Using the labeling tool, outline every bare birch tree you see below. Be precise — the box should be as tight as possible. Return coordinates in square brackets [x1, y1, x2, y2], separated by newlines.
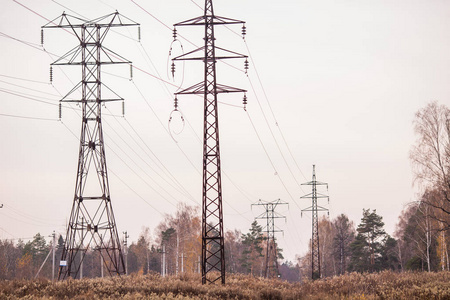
[410, 102, 450, 227]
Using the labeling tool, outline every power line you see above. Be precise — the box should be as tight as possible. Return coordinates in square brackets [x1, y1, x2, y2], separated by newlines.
[58, 117, 166, 217]
[13, 0, 74, 37]
[245, 107, 307, 253]
[106, 144, 178, 208]
[108, 168, 166, 217]
[0, 73, 49, 85]
[245, 108, 296, 202]
[131, 80, 201, 175]
[1, 203, 64, 225]
[130, 0, 173, 32]
[0, 210, 59, 228]
[104, 108, 197, 202]
[244, 40, 307, 182]
[246, 75, 303, 190]
[0, 113, 58, 122]
[102, 118, 194, 207]
[122, 118, 197, 201]
[0, 88, 59, 106]
[0, 31, 42, 50]
[0, 87, 122, 118]
[0, 79, 60, 98]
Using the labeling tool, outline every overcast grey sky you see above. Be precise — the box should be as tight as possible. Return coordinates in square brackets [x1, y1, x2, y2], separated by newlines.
[1, 0, 448, 262]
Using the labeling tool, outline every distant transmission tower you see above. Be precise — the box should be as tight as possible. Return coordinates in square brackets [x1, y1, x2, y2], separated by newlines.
[300, 165, 329, 280]
[42, 12, 139, 280]
[252, 199, 287, 278]
[172, 0, 248, 284]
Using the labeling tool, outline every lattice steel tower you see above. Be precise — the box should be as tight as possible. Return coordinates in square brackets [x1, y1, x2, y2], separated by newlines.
[300, 165, 329, 280]
[172, 0, 247, 284]
[252, 199, 287, 278]
[42, 12, 138, 279]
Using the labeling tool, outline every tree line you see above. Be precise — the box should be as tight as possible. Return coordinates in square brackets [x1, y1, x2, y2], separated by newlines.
[1, 101, 449, 281]
[0, 203, 293, 281]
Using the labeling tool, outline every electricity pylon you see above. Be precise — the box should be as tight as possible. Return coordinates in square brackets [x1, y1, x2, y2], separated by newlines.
[172, 0, 247, 284]
[252, 199, 287, 278]
[300, 165, 329, 280]
[42, 12, 139, 280]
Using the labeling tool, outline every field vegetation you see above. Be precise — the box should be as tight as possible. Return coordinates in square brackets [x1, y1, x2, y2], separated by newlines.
[2, 271, 450, 299]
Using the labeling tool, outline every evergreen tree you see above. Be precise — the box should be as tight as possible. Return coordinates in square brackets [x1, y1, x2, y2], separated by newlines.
[240, 221, 264, 276]
[24, 233, 47, 259]
[348, 233, 369, 272]
[381, 235, 399, 270]
[349, 209, 387, 272]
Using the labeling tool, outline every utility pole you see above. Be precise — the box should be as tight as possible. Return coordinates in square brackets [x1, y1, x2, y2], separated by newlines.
[123, 231, 129, 275]
[172, 0, 248, 285]
[42, 12, 139, 280]
[252, 199, 287, 278]
[300, 165, 329, 280]
[161, 244, 167, 277]
[181, 253, 186, 273]
[176, 233, 179, 275]
[52, 231, 56, 282]
[101, 254, 104, 278]
[146, 246, 150, 275]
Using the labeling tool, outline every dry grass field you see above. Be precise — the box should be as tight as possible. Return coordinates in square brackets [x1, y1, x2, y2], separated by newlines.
[1, 271, 450, 299]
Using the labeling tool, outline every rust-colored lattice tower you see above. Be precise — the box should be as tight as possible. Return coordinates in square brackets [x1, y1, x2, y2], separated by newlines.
[172, 0, 247, 284]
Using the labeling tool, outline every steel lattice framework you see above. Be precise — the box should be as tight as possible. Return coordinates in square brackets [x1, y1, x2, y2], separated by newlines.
[42, 12, 138, 280]
[252, 199, 287, 278]
[301, 165, 329, 280]
[172, 0, 247, 284]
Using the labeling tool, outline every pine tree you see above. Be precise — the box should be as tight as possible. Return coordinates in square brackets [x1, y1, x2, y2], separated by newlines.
[240, 221, 264, 276]
[381, 235, 399, 270]
[349, 209, 387, 272]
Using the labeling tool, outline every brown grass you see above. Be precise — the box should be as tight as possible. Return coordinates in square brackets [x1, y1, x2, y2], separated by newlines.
[1, 271, 450, 299]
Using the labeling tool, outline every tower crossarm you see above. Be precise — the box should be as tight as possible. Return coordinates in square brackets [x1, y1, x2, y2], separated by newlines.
[301, 206, 329, 213]
[174, 15, 245, 27]
[173, 46, 247, 61]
